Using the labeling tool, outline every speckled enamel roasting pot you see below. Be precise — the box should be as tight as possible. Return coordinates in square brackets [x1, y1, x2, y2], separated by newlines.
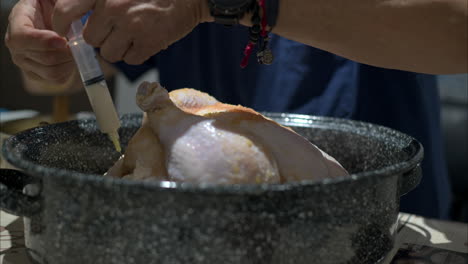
[0, 113, 423, 264]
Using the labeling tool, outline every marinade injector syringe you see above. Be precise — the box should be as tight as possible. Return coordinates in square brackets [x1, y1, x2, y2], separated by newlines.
[67, 19, 122, 152]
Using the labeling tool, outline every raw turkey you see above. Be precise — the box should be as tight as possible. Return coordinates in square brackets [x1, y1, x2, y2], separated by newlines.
[105, 82, 348, 184]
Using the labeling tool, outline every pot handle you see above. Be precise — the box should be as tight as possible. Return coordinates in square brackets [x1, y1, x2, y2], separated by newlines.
[399, 164, 422, 196]
[0, 169, 41, 217]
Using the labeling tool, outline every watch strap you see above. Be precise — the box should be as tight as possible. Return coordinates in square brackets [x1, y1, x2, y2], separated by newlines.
[208, 0, 255, 26]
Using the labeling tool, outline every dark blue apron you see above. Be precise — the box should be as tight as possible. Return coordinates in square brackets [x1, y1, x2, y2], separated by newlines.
[116, 23, 451, 219]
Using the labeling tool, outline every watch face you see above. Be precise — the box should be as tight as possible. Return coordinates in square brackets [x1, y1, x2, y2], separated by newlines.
[212, 0, 252, 9]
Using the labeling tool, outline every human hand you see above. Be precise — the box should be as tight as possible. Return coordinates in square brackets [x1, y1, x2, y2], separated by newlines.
[4, 0, 78, 94]
[52, 0, 213, 65]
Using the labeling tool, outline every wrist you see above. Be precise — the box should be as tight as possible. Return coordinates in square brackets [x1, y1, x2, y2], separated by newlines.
[239, 11, 253, 27]
[199, 0, 215, 23]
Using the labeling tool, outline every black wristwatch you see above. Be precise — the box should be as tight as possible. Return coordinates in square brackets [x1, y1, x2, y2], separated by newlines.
[208, 0, 255, 26]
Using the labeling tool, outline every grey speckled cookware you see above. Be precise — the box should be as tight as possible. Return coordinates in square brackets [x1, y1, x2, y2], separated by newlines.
[0, 113, 423, 264]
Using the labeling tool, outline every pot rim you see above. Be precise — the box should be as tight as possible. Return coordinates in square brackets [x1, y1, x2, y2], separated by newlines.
[2, 113, 423, 194]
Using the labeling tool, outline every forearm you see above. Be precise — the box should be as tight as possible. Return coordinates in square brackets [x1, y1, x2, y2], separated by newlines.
[245, 0, 467, 74]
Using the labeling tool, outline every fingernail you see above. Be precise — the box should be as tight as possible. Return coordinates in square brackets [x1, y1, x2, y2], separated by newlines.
[52, 39, 66, 48]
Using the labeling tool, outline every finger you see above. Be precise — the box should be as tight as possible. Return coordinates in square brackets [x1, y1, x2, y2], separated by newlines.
[23, 70, 43, 83]
[26, 48, 73, 66]
[52, 0, 97, 36]
[99, 28, 133, 63]
[122, 41, 155, 65]
[21, 57, 76, 83]
[10, 53, 29, 70]
[6, 16, 67, 51]
[82, 7, 113, 47]
[23, 70, 78, 95]
[22, 70, 54, 95]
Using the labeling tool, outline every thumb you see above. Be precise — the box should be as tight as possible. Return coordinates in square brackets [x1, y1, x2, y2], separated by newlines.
[52, 0, 96, 36]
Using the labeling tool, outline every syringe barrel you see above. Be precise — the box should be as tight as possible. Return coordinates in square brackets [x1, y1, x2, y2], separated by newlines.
[67, 19, 121, 151]
[67, 20, 103, 84]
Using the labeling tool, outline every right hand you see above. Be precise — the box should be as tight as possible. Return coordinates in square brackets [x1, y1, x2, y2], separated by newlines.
[52, 0, 212, 65]
[4, 0, 78, 94]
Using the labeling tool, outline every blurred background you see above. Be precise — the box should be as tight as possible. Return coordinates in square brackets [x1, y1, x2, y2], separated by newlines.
[1, 0, 467, 222]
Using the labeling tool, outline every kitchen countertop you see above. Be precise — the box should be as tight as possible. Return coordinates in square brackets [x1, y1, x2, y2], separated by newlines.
[1, 210, 466, 264]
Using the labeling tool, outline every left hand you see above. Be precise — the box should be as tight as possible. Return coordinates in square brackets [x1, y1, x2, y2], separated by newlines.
[52, 0, 213, 65]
